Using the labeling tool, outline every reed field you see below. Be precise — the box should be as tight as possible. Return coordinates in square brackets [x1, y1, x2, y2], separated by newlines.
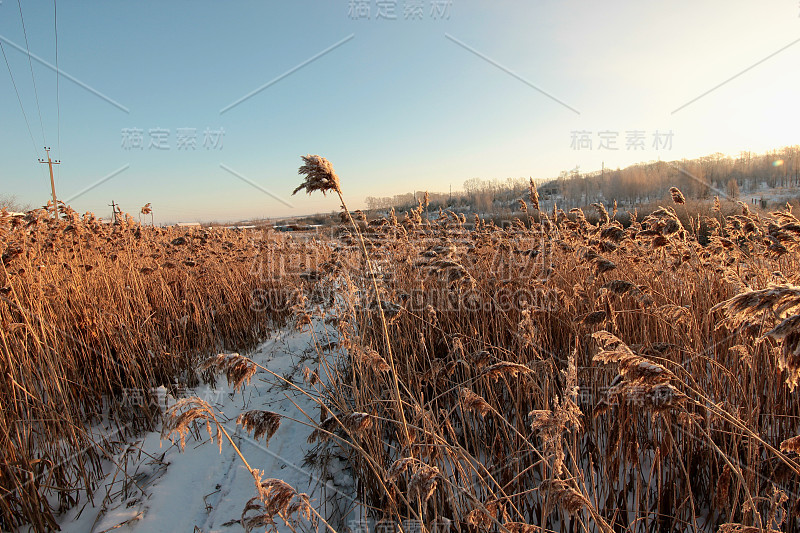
[0, 207, 310, 530]
[3, 158, 800, 532]
[278, 181, 800, 532]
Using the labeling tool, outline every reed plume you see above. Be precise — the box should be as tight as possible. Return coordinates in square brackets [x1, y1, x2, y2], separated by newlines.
[161, 397, 222, 451]
[237, 410, 282, 444]
[670, 187, 686, 205]
[201, 353, 258, 392]
[293, 155, 341, 196]
[529, 178, 540, 211]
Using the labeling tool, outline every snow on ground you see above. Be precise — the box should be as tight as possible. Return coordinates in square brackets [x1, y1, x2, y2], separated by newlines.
[55, 321, 357, 533]
[742, 184, 800, 206]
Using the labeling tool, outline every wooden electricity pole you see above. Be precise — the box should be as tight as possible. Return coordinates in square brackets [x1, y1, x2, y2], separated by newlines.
[38, 147, 61, 219]
[109, 201, 121, 225]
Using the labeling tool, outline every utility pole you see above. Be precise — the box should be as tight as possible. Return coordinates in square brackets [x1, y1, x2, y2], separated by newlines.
[38, 147, 60, 219]
[109, 200, 119, 225]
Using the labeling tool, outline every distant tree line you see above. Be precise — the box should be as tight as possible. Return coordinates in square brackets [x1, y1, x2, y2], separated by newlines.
[0, 194, 31, 213]
[365, 178, 534, 214]
[364, 146, 800, 213]
[556, 147, 799, 206]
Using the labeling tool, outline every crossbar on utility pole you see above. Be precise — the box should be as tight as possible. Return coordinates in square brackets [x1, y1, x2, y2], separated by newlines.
[38, 147, 61, 219]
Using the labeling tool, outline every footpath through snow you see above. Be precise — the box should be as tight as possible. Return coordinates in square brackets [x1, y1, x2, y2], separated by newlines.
[55, 322, 358, 533]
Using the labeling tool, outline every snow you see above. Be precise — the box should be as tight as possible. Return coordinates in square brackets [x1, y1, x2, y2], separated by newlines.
[742, 185, 800, 207]
[54, 322, 357, 533]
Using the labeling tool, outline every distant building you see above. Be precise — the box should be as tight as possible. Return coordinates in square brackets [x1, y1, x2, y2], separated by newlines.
[174, 222, 201, 228]
[272, 224, 323, 232]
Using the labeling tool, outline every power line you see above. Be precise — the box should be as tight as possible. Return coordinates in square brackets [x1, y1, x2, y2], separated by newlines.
[17, 0, 47, 146]
[54, 0, 61, 180]
[0, 40, 40, 159]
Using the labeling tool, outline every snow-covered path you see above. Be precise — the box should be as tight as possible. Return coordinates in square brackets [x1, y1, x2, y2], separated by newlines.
[55, 323, 357, 533]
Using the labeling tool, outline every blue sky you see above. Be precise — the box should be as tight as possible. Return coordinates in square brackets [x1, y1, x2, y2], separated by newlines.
[1, 1, 799, 223]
